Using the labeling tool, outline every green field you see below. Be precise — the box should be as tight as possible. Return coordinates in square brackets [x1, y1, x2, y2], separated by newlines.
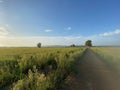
[92, 47, 120, 73]
[1, 47, 120, 90]
[0, 47, 85, 90]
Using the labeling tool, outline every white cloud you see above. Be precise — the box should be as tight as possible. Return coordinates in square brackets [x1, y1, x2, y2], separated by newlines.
[0, 26, 9, 35]
[5, 24, 9, 27]
[44, 29, 53, 32]
[0, 34, 120, 47]
[0, 36, 84, 47]
[99, 29, 120, 36]
[67, 27, 71, 30]
[0, 29, 120, 47]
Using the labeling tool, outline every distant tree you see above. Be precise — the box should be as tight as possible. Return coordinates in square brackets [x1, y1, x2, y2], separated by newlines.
[70, 44, 76, 47]
[85, 40, 92, 47]
[37, 43, 41, 48]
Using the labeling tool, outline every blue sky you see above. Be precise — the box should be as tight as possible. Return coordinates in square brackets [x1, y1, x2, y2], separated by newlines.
[0, 0, 120, 46]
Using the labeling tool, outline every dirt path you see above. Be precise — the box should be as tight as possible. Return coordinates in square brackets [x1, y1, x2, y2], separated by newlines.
[63, 48, 120, 90]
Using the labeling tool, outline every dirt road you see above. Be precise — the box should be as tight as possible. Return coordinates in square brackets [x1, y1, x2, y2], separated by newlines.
[64, 48, 120, 90]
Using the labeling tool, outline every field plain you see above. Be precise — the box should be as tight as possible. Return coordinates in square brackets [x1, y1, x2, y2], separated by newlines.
[0, 47, 85, 90]
[1, 47, 120, 90]
[92, 47, 120, 73]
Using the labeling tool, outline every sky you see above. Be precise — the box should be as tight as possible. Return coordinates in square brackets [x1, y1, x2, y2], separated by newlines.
[0, 0, 120, 47]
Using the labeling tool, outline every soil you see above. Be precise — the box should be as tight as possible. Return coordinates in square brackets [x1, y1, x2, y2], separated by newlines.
[62, 48, 120, 90]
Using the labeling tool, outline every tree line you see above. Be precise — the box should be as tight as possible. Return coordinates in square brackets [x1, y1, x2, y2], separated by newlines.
[37, 40, 92, 48]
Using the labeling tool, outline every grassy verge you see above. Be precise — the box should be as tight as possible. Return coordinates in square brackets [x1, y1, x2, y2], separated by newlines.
[92, 47, 120, 74]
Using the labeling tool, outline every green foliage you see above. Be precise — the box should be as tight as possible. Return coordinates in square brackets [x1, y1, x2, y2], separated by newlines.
[12, 68, 51, 90]
[0, 47, 85, 90]
[92, 47, 120, 74]
[85, 40, 92, 47]
[37, 43, 41, 48]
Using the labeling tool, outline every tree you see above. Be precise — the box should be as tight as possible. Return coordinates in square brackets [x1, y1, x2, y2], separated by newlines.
[70, 44, 76, 47]
[37, 43, 41, 48]
[85, 40, 92, 47]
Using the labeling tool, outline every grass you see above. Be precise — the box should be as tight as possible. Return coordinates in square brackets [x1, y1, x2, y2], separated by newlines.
[92, 47, 120, 73]
[0, 47, 85, 90]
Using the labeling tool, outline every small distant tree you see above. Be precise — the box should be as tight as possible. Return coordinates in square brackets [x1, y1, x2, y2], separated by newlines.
[85, 40, 92, 47]
[70, 44, 76, 47]
[37, 43, 41, 48]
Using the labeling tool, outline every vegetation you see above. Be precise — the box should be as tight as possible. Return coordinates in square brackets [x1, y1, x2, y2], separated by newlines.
[37, 43, 41, 48]
[70, 44, 76, 47]
[85, 40, 92, 47]
[92, 47, 120, 74]
[0, 47, 85, 90]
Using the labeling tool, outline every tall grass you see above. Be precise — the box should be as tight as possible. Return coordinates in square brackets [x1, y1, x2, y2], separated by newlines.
[92, 47, 120, 73]
[0, 47, 85, 90]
